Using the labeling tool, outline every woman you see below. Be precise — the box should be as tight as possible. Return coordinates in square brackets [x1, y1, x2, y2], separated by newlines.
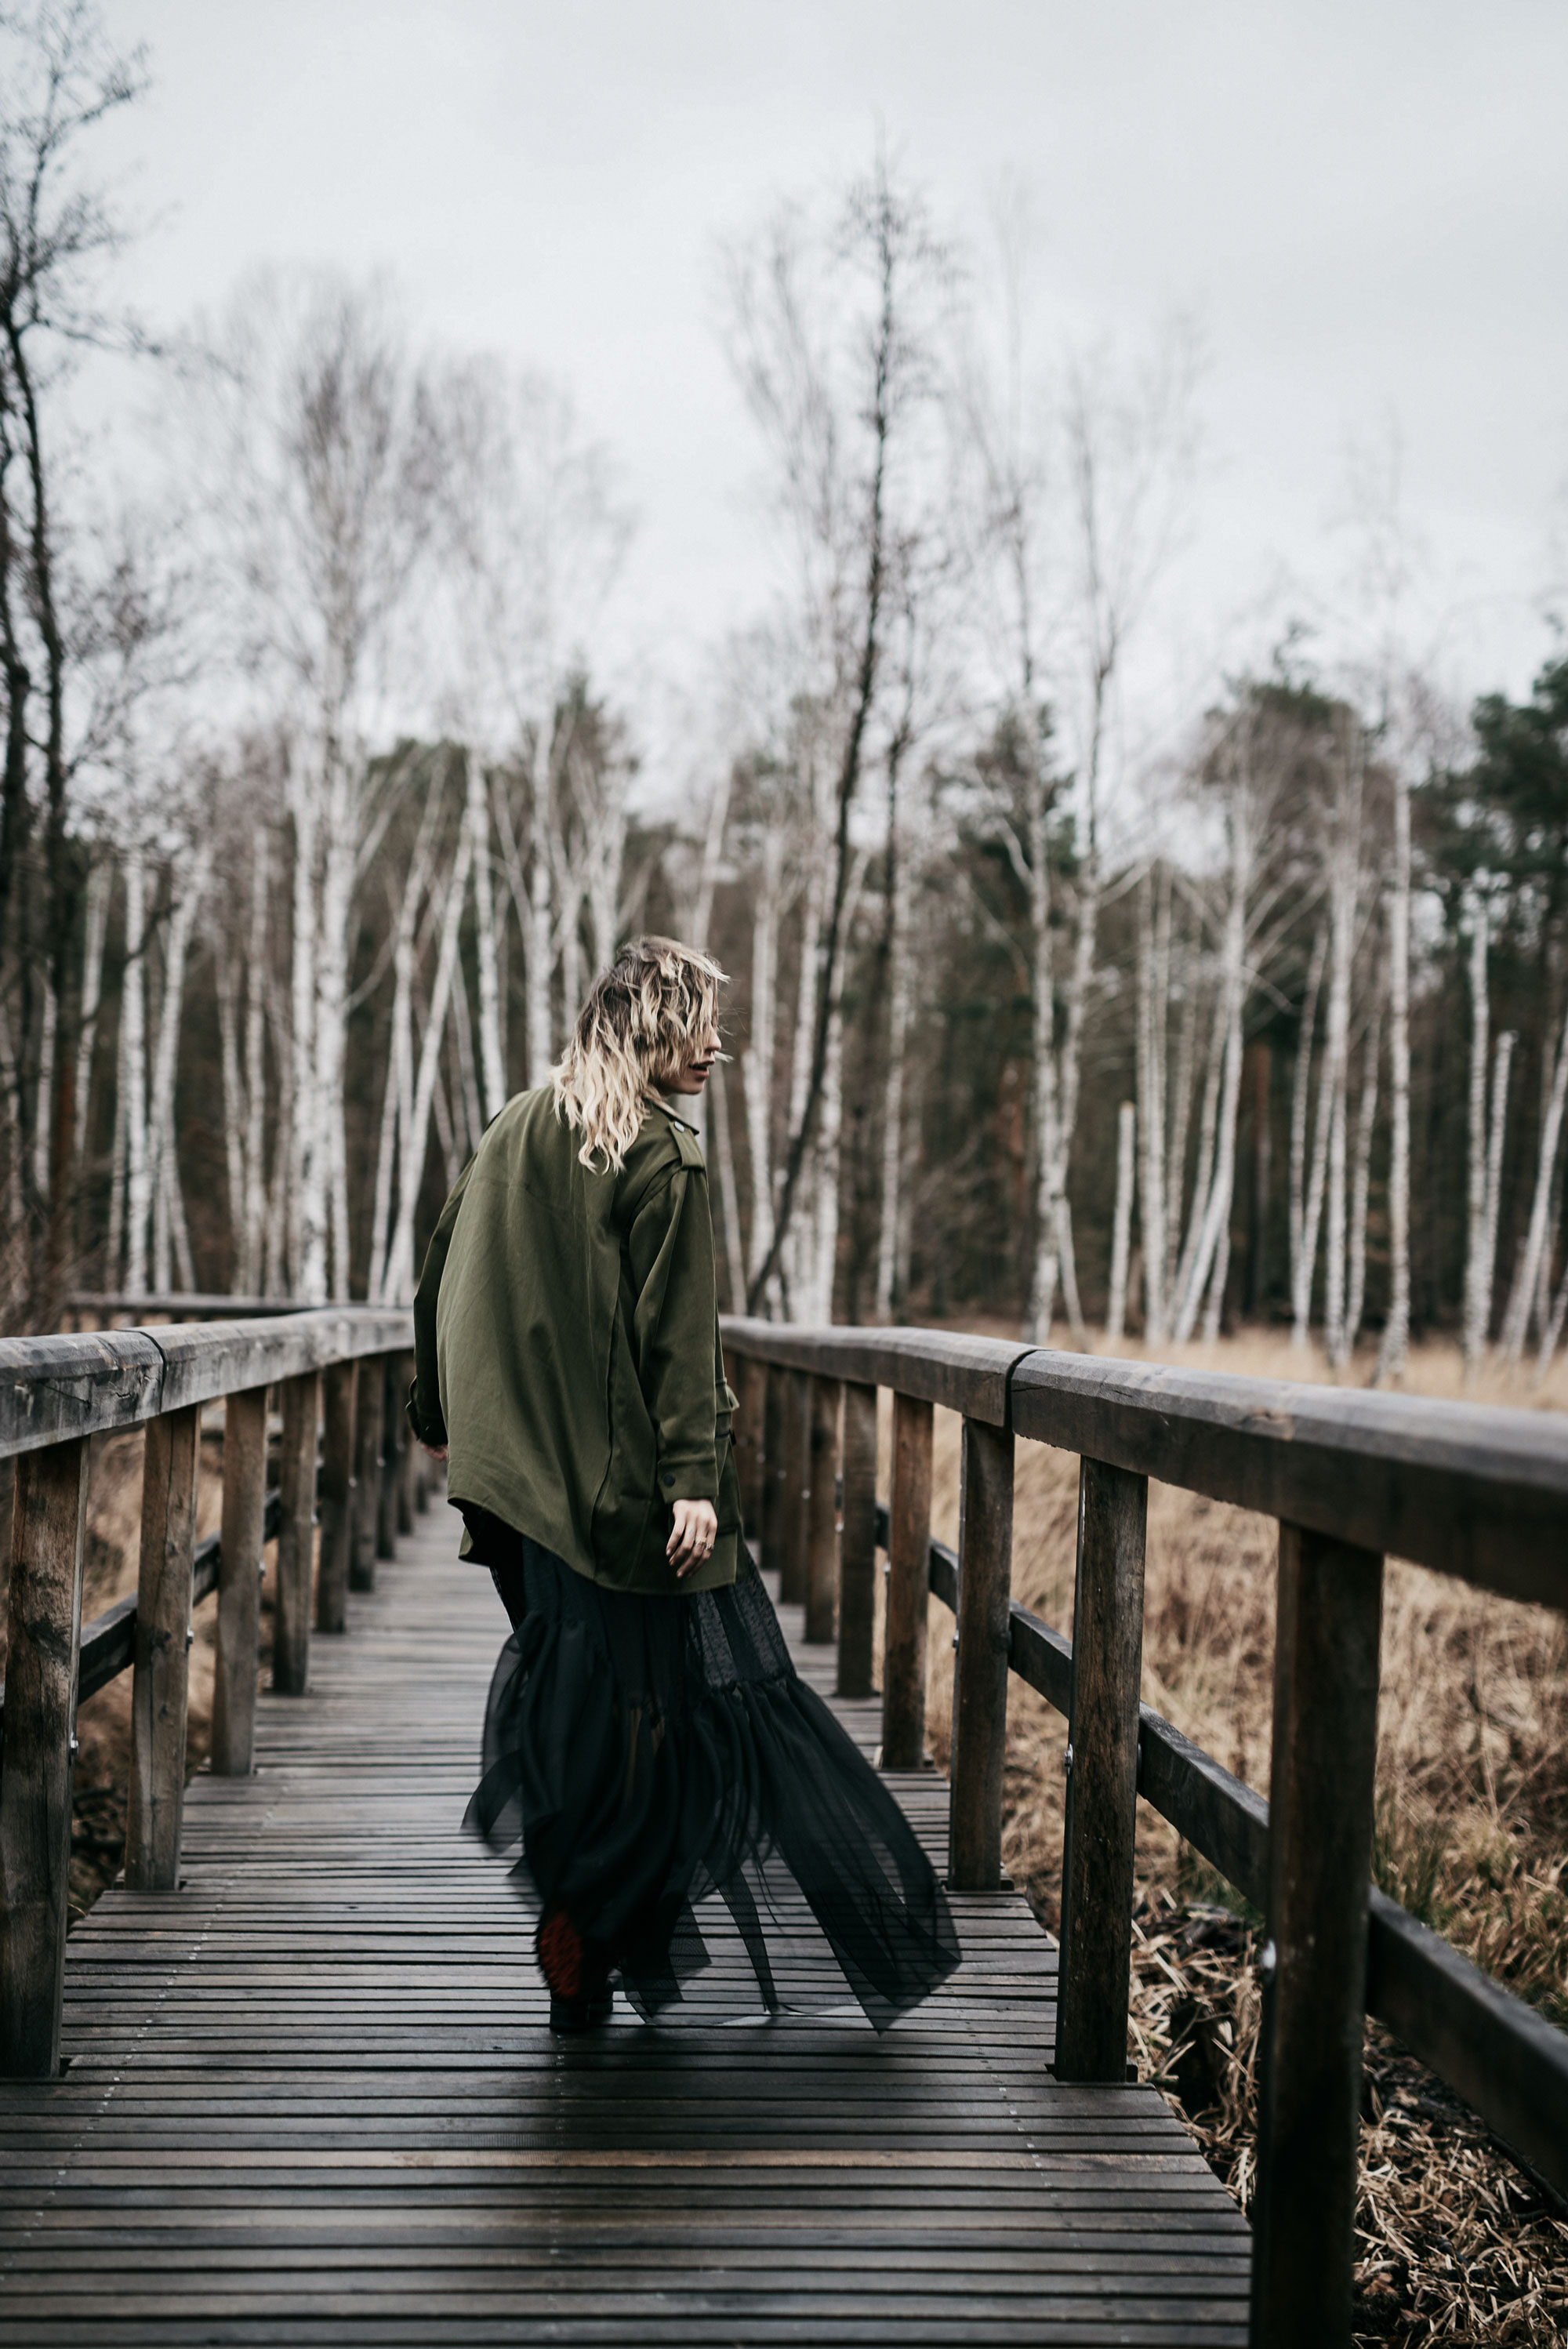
[408, 936, 957, 2033]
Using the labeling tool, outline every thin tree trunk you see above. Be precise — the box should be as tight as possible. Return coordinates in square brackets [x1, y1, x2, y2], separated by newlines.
[1024, 761, 1061, 1341]
[1134, 868, 1169, 1342]
[1105, 1100, 1136, 1341]
[1461, 897, 1494, 1371]
[1498, 994, 1568, 1363]
[1172, 972, 1227, 1320]
[1163, 924, 1200, 1315]
[241, 831, 270, 1292]
[1343, 998, 1383, 1367]
[384, 826, 474, 1302]
[122, 848, 151, 1295]
[527, 808, 554, 1087]
[710, 1058, 746, 1314]
[32, 980, 55, 1200]
[1174, 885, 1247, 1345]
[216, 939, 246, 1277]
[288, 774, 321, 1298]
[1374, 775, 1411, 1385]
[1287, 924, 1328, 1340]
[742, 830, 784, 1289]
[104, 992, 127, 1286]
[874, 846, 915, 1323]
[466, 754, 507, 1121]
[149, 848, 210, 1295]
[71, 862, 110, 1174]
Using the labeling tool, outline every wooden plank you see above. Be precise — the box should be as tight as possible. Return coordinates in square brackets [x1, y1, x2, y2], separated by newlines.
[212, 1387, 268, 1774]
[125, 1409, 201, 1891]
[948, 1420, 1014, 1892]
[0, 1311, 412, 1462]
[720, 1318, 1032, 1426]
[805, 1377, 840, 1645]
[0, 1437, 89, 2075]
[1009, 1348, 1568, 1607]
[316, 1361, 358, 1637]
[272, 1374, 319, 1697]
[760, 1363, 786, 1586]
[881, 1395, 933, 1772]
[735, 1353, 765, 1538]
[1056, 1459, 1147, 2084]
[351, 1356, 384, 1595]
[397, 1354, 417, 1536]
[837, 1381, 877, 1701]
[376, 1357, 401, 1563]
[1249, 1523, 1381, 2349]
[781, 1369, 810, 1608]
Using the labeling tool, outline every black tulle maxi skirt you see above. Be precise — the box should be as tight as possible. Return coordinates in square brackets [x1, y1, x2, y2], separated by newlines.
[461, 1527, 960, 2031]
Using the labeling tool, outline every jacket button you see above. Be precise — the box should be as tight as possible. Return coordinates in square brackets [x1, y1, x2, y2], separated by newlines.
[661, 1472, 675, 1489]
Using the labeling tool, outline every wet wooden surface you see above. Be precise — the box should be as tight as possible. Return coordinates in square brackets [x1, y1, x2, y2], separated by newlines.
[0, 1501, 1249, 2344]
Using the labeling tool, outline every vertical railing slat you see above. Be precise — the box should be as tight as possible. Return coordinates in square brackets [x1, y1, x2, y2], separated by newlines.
[350, 1357, 383, 1593]
[1250, 1522, 1384, 2349]
[0, 1436, 90, 2075]
[272, 1371, 319, 1696]
[781, 1367, 811, 1608]
[316, 1360, 358, 1636]
[837, 1381, 879, 1700]
[212, 1385, 268, 1774]
[881, 1392, 933, 1771]
[125, 1407, 201, 1890]
[760, 1363, 786, 1586]
[948, 1416, 1014, 1890]
[376, 1356, 401, 1561]
[805, 1374, 841, 1644]
[1055, 1454, 1148, 2080]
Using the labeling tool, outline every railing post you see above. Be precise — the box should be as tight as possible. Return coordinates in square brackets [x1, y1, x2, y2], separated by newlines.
[125, 1406, 201, 1890]
[316, 1360, 358, 1636]
[881, 1392, 933, 1771]
[949, 1416, 1014, 1890]
[760, 1363, 786, 1585]
[837, 1380, 878, 1700]
[1055, 1455, 1148, 2081]
[351, 1355, 383, 1592]
[735, 1354, 764, 1540]
[1250, 1523, 1384, 2349]
[272, 1371, 319, 1696]
[376, 1356, 401, 1560]
[397, 1351, 417, 1534]
[781, 1367, 811, 1607]
[212, 1385, 267, 1774]
[0, 1436, 90, 2076]
[805, 1374, 841, 1643]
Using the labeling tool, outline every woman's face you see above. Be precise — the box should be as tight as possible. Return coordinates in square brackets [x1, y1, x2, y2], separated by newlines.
[659, 1018, 720, 1098]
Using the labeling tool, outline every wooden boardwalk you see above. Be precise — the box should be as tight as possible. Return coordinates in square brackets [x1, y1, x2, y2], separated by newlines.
[0, 1503, 1249, 2345]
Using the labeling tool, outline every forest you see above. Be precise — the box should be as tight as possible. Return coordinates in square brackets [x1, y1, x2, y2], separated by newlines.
[2, 4, 1566, 1383]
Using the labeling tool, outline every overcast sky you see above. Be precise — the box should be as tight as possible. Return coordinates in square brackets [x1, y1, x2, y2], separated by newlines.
[95, 1, 1568, 779]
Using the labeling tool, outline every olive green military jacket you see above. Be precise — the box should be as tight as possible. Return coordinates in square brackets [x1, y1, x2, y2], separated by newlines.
[408, 1087, 742, 1596]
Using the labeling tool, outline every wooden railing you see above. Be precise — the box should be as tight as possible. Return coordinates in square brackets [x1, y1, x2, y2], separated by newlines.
[719, 1316, 1568, 2349]
[0, 1307, 416, 2082]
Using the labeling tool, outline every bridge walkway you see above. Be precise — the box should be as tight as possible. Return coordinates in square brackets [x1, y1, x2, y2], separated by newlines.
[0, 1500, 1249, 2344]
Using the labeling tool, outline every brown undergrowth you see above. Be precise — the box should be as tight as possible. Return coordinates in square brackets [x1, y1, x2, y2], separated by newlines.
[897, 1332, 1568, 2349]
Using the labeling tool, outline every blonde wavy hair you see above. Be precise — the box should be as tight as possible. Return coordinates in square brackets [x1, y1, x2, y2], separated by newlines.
[551, 936, 727, 1173]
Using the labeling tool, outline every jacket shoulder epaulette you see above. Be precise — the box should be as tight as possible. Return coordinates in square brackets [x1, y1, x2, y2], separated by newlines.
[670, 1120, 706, 1171]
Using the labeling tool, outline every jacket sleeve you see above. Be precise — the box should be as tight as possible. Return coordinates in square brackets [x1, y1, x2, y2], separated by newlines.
[407, 1155, 475, 1448]
[626, 1162, 720, 1504]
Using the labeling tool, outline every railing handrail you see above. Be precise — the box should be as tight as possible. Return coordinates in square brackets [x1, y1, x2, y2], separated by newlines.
[720, 1316, 1568, 1605]
[0, 1306, 413, 1460]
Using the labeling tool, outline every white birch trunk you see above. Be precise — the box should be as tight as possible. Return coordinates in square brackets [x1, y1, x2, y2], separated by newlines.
[1287, 924, 1328, 1342]
[1105, 1100, 1136, 1342]
[874, 846, 915, 1324]
[1374, 775, 1411, 1385]
[1134, 870, 1169, 1341]
[1461, 898, 1493, 1370]
[104, 994, 127, 1284]
[216, 943, 246, 1273]
[527, 823, 554, 1086]
[466, 755, 507, 1120]
[241, 833, 270, 1294]
[383, 826, 474, 1303]
[149, 848, 211, 1294]
[1343, 1000, 1383, 1369]
[122, 848, 152, 1294]
[742, 830, 785, 1287]
[72, 862, 111, 1173]
[32, 982, 56, 1201]
[1174, 888, 1247, 1345]
[710, 1059, 746, 1314]
[1172, 978, 1227, 1320]
[1498, 996, 1568, 1364]
[1024, 772, 1061, 1342]
[289, 773, 322, 1298]
[1163, 935, 1200, 1316]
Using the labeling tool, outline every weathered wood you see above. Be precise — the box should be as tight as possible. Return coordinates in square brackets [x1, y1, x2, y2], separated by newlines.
[837, 1381, 878, 1701]
[720, 1316, 1032, 1427]
[881, 1393, 933, 1771]
[0, 1436, 89, 2075]
[804, 1375, 841, 1645]
[1250, 1522, 1383, 2349]
[350, 1356, 384, 1594]
[780, 1369, 811, 1607]
[125, 1407, 201, 1891]
[375, 1356, 401, 1561]
[1010, 1349, 1567, 1608]
[272, 1373, 319, 1696]
[759, 1363, 786, 1586]
[1056, 1458, 1149, 2083]
[316, 1360, 358, 1636]
[67, 1292, 306, 1320]
[734, 1352, 765, 1538]
[0, 1309, 412, 1462]
[396, 1352, 417, 1534]
[210, 1386, 267, 1775]
[949, 1418, 1014, 1891]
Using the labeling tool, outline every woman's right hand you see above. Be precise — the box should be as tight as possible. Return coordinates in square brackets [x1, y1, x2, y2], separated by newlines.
[419, 1440, 448, 1462]
[667, 1498, 718, 1577]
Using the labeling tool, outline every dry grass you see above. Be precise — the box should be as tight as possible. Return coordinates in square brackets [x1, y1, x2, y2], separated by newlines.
[882, 1331, 1568, 2347]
